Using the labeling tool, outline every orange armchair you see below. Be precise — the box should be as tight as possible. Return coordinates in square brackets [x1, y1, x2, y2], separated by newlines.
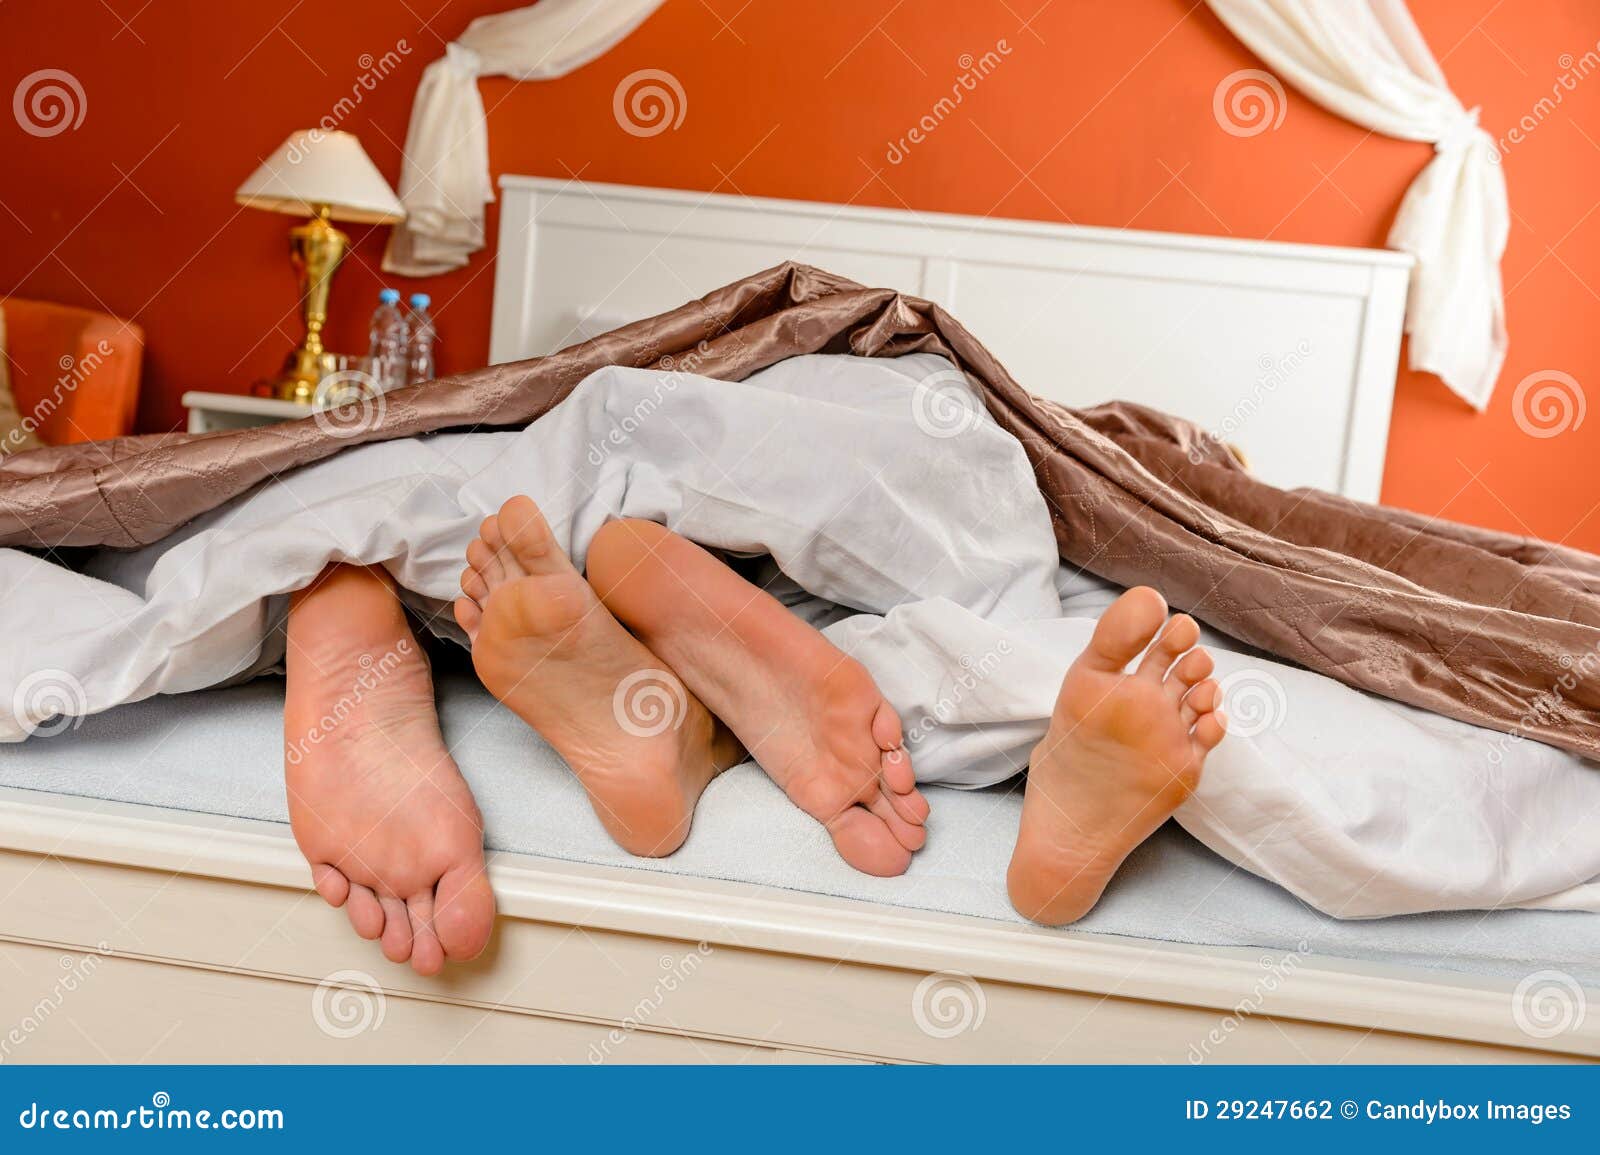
[0, 298, 144, 444]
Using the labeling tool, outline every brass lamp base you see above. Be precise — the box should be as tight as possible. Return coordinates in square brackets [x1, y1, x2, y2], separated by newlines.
[270, 206, 349, 404]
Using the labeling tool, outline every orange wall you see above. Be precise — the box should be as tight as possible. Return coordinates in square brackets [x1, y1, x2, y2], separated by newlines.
[3, 0, 1597, 548]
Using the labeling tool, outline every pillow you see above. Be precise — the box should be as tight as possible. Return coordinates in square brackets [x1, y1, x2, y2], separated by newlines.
[0, 306, 44, 456]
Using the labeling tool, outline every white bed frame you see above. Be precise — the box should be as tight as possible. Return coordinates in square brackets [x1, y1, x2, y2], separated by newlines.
[3, 178, 1595, 1064]
[490, 178, 1414, 501]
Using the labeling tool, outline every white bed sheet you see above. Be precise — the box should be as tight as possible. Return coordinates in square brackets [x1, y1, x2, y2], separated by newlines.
[1, 668, 1595, 987]
[2, 353, 1597, 919]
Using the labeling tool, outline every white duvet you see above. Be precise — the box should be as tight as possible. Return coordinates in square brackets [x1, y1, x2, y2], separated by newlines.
[4, 352, 1597, 918]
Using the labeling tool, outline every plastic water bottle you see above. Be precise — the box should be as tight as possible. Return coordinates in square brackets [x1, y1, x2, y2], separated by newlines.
[406, 293, 436, 386]
[367, 288, 409, 392]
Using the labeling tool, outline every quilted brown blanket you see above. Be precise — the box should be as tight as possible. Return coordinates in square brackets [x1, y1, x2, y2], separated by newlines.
[6, 263, 1597, 759]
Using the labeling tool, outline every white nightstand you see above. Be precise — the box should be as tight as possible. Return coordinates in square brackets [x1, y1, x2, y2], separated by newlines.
[181, 391, 320, 434]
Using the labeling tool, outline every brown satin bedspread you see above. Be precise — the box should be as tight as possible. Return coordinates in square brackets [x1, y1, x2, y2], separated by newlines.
[5, 263, 1596, 759]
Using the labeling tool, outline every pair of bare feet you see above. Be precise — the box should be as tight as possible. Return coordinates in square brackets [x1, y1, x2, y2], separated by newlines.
[283, 496, 1226, 974]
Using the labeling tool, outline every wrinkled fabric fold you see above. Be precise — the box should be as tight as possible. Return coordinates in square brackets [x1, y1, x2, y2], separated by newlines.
[0, 262, 1594, 760]
[383, 0, 667, 275]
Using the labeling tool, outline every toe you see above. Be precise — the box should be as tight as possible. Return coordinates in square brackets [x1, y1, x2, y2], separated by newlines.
[454, 597, 483, 641]
[406, 892, 445, 977]
[868, 789, 927, 853]
[434, 863, 496, 961]
[824, 807, 913, 877]
[479, 515, 505, 552]
[888, 781, 931, 825]
[1136, 613, 1200, 681]
[379, 895, 414, 963]
[1193, 711, 1228, 751]
[345, 884, 385, 940]
[460, 565, 488, 604]
[879, 741, 917, 795]
[1165, 646, 1214, 702]
[466, 538, 503, 585]
[311, 863, 350, 907]
[881, 749, 929, 826]
[1185, 678, 1221, 715]
[869, 700, 903, 752]
[1082, 586, 1168, 672]
[497, 496, 564, 576]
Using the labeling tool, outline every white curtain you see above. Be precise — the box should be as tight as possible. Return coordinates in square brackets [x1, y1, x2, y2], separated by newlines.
[1207, 0, 1509, 409]
[384, 0, 666, 276]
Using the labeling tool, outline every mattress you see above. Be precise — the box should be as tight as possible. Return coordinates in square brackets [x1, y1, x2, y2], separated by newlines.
[2, 657, 1596, 987]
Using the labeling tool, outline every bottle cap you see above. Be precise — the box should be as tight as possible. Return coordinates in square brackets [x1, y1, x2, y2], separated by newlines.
[409, 293, 431, 310]
[378, 288, 400, 304]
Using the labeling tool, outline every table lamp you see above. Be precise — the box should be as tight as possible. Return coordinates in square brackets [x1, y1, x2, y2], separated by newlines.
[235, 130, 406, 402]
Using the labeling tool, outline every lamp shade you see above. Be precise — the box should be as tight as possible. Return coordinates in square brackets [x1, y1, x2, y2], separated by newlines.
[235, 130, 405, 224]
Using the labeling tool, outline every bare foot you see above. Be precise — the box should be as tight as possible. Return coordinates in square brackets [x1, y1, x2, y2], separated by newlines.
[455, 497, 742, 858]
[585, 519, 929, 878]
[1007, 587, 1227, 925]
[285, 564, 496, 977]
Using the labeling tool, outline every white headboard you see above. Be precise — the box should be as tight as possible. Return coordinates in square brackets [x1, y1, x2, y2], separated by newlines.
[489, 177, 1412, 501]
